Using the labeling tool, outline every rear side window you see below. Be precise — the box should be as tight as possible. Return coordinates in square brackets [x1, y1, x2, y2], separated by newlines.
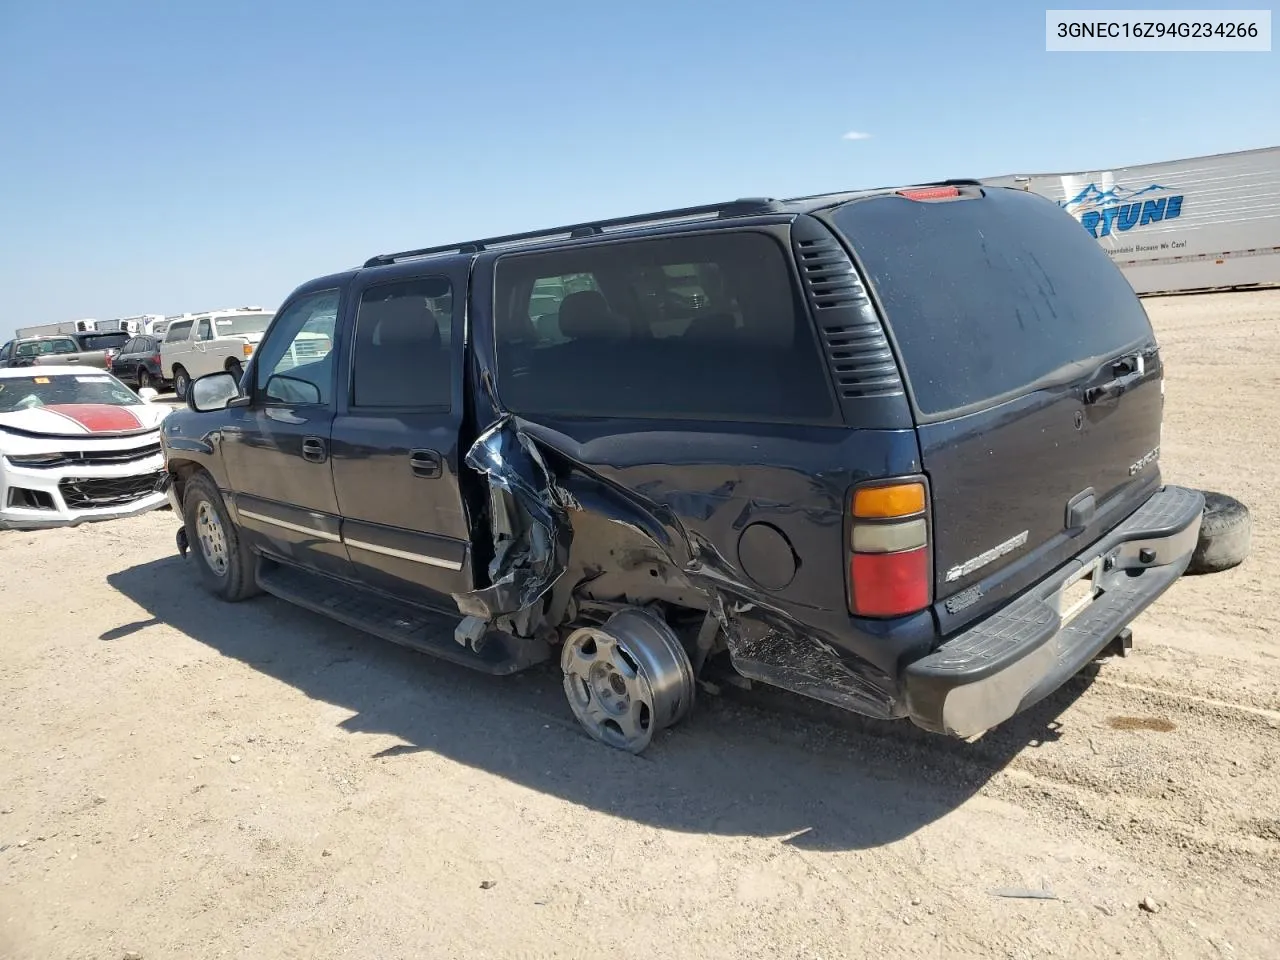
[831, 188, 1155, 417]
[493, 232, 834, 423]
[165, 321, 192, 343]
[351, 277, 453, 409]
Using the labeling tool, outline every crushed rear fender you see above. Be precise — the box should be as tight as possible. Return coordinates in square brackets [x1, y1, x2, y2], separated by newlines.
[454, 416, 901, 720]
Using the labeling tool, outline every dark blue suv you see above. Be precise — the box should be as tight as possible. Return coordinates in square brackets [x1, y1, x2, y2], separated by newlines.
[158, 181, 1226, 753]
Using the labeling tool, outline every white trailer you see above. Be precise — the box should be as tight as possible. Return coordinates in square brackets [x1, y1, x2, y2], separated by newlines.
[15, 319, 98, 338]
[983, 146, 1280, 296]
[101, 315, 167, 335]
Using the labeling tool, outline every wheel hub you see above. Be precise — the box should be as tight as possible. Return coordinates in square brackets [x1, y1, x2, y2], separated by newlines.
[195, 500, 229, 577]
[561, 607, 695, 753]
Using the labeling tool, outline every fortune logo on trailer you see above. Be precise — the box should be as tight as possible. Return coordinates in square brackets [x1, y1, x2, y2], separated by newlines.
[1060, 182, 1185, 239]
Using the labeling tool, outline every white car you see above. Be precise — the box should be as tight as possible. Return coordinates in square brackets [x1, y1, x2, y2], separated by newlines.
[0, 366, 173, 530]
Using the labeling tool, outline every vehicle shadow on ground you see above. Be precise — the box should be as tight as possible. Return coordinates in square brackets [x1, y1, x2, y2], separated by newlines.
[108, 556, 1098, 852]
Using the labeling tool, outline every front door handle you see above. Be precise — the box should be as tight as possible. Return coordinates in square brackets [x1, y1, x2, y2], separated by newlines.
[409, 449, 442, 478]
[301, 436, 328, 464]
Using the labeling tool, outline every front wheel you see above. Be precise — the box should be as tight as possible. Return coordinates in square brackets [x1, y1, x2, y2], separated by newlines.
[182, 472, 260, 602]
[173, 366, 190, 399]
[226, 359, 243, 381]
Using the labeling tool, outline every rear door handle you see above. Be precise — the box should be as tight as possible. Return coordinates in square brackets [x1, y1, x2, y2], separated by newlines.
[409, 449, 442, 478]
[301, 437, 328, 464]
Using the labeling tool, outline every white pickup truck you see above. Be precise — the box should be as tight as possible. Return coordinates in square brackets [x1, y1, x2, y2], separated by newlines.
[160, 310, 275, 398]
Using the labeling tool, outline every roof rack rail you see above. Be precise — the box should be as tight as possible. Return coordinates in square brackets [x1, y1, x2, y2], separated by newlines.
[362, 197, 783, 268]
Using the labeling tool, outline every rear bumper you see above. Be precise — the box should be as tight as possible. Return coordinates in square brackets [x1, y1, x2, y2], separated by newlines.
[903, 484, 1204, 738]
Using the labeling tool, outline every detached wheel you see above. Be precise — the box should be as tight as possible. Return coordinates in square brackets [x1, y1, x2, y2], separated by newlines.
[173, 366, 190, 399]
[1186, 491, 1251, 575]
[182, 472, 260, 601]
[561, 607, 695, 754]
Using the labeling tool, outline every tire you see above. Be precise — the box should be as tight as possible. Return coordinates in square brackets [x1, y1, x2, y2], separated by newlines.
[1185, 491, 1251, 576]
[137, 367, 152, 390]
[181, 472, 260, 601]
[226, 359, 243, 381]
[173, 366, 190, 399]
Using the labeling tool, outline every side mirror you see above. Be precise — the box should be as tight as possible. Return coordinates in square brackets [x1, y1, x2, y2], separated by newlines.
[137, 386, 159, 402]
[264, 374, 322, 406]
[188, 371, 243, 413]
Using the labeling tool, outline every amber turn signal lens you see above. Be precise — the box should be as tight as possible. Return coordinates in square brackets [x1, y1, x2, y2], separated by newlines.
[853, 482, 926, 519]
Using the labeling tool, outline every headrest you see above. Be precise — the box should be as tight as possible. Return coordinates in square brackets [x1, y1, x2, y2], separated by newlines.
[557, 290, 627, 340]
[366, 297, 441, 348]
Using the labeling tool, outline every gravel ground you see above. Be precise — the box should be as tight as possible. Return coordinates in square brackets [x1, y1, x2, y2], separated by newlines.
[1, 289, 1277, 960]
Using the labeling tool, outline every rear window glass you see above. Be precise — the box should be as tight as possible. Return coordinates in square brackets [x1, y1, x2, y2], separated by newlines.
[832, 188, 1155, 417]
[492, 232, 834, 423]
[79, 333, 129, 351]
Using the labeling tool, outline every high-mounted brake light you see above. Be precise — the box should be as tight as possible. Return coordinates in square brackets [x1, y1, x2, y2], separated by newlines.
[896, 186, 960, 201]
[848, 480, 932, 618]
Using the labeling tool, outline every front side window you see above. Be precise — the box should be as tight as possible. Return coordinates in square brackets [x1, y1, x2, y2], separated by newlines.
[492, 232, 834, 423]
[196, 319, 214, 341]
[351, 277, 453, 409]
[255, 290, 340, 405]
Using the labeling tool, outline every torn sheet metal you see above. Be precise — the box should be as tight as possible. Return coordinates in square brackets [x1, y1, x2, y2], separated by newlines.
[452, 416, 571, 621]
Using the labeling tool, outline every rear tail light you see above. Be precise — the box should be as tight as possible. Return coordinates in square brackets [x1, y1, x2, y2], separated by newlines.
[151, 354, 161, 364]
[848, 480, 932, 618]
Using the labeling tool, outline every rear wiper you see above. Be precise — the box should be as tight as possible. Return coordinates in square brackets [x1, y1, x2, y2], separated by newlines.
[1083, 351, 1146, 405]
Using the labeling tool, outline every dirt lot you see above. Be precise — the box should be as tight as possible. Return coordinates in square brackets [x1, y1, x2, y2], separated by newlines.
[2, 290, 1277, 960]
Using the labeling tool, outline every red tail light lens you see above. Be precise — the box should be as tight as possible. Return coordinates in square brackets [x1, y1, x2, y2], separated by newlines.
[897, 186, 960, 201]
[152, 354, 161, 364]
[851, 550, 930, 617]
[848, 480, 932, 618]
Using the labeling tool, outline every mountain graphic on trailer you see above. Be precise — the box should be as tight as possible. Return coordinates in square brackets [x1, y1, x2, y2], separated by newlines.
[1061, 183, 1170, 211]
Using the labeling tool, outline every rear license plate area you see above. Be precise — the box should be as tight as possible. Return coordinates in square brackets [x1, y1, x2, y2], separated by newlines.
[1059, 559, 1102, 625]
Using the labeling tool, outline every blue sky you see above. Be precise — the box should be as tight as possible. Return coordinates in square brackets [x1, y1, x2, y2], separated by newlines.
[1, 0, 1275, 338]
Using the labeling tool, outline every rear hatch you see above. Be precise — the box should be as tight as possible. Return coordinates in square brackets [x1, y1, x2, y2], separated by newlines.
[827, 186, 1164, 628]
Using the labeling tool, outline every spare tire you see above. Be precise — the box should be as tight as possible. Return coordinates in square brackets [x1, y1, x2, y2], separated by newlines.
[1185, 491, 1251, 576]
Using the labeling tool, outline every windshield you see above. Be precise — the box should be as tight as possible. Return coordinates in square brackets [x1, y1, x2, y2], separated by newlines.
[0, 373, 138, 412]
[215, 313, 273, 336]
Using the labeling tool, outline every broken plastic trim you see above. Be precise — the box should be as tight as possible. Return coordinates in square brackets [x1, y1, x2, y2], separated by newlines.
[451, 416, 572, 620]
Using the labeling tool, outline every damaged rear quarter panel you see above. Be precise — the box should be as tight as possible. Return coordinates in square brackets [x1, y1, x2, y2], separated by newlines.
[465, 415, 934, 720]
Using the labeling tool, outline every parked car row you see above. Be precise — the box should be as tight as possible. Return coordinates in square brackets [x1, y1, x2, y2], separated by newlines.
[0, 330, 131, 371]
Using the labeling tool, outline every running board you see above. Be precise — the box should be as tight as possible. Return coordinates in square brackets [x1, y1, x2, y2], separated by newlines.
[255, 561, 549, 676]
